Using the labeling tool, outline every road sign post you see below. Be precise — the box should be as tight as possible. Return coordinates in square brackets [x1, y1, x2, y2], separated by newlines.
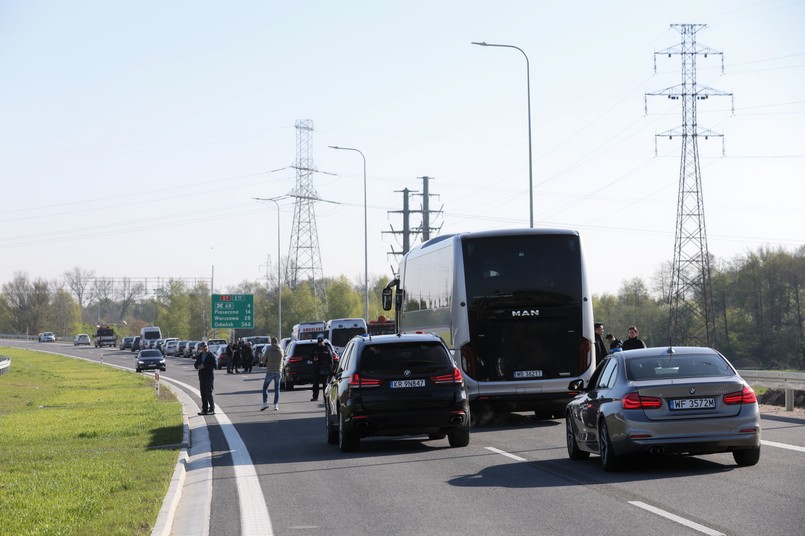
[211, 294, 255, 330]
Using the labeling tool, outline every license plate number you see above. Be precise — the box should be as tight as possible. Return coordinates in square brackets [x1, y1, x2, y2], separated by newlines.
[669, 397, 715, 410]
[390, 379, 425, 388]
[514, 370, 543, 379]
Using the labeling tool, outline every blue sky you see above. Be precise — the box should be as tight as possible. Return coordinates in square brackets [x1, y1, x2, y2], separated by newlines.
[1, 1, 803, 296]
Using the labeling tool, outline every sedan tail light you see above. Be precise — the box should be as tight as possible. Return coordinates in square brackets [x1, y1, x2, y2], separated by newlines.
[430, 368, 464, 385]
[723, 385, 757, 405]
[622, 392, 663, 410]
[349, 373, 382, 388]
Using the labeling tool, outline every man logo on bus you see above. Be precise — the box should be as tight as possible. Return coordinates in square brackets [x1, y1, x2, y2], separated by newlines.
[512, 310, 540, 317]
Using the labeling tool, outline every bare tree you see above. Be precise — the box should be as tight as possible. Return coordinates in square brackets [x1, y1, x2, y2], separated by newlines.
[1, 272, 51, 335]
[63, 267, 96, 309]
[92, 278, 114, 324]
[116, 277, 144, 324]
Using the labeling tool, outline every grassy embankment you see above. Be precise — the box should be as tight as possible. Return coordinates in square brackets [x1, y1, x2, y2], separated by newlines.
[0, 347, 183, 535]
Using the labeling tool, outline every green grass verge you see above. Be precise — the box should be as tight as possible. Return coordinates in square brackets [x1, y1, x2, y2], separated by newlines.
[0, 347, 183, 536]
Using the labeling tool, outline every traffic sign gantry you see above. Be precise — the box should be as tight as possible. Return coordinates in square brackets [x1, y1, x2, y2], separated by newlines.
[211, 294, 254, 329]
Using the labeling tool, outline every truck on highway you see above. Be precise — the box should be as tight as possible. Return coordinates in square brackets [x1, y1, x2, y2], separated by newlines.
[93, 325, 118, 348]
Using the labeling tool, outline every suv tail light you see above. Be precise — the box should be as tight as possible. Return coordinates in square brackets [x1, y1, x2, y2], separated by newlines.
[622, 392, 663, 410]
[723, 386, 757, 405]
[349, 373, 382, 388]
[288, 356, 303, 363]
[430, 368, 463, 385]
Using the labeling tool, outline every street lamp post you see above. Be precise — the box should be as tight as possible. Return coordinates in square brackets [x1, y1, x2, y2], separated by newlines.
[472, 41, 534, 228]
[328, 145, 369, 322]
[253, 196, 285, 339]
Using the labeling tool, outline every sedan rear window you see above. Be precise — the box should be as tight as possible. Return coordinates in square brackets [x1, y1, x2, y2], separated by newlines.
[358, 342, 451, 375]
[626, 354, 734, 381]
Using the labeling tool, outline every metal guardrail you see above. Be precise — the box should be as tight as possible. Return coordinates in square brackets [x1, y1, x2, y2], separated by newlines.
[0, 356, 10, 376]
[738, 369, 805, 412]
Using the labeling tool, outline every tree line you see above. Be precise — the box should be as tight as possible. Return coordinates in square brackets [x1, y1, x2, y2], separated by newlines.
[2, 245, 803, 370]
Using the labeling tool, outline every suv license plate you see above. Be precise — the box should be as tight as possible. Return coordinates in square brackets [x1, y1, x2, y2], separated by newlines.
[669, 397, 715, 410]
[514, 370, 543, 379]
[390, 379, 425, 388]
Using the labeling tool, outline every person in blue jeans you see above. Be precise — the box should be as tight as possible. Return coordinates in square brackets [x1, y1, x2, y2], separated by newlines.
[260, 337, 285, 411]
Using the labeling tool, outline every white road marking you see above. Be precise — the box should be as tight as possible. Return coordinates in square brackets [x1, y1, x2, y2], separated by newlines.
[161, 376, 274, 536]
[485, 446, 528, 462]
[761, 439, 805, 453]
[629, 501, 725, 536]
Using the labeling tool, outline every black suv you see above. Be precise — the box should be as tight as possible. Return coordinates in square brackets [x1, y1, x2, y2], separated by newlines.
[324, 333, 470, 452]
[282, 339, 338, 390]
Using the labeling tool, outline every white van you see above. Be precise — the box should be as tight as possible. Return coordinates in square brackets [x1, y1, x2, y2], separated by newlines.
[140, 326, 162, 349]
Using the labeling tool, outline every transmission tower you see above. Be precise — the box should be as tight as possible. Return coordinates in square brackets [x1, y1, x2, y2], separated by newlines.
[286, 119, 327, 314]
[385, 176, 442, 264]
[646, 24, 733, 346]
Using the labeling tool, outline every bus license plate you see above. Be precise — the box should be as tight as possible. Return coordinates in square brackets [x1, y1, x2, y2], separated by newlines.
[669, 397, 715, 410]
[390, 379, 425, 388]
[514, 370, 543, 379]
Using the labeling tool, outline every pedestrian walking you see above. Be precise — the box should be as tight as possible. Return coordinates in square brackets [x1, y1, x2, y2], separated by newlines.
[194, 342, 216, 415]
[260, 337, 285, 411]
[310, 336, 332, 402]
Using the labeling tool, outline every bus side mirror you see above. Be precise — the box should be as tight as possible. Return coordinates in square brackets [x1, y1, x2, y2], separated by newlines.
[395, 289, 404, 310]
[381, 288, 393, 311]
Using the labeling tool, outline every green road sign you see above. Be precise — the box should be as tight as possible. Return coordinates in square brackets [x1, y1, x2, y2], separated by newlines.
[211, 294, 254, 329]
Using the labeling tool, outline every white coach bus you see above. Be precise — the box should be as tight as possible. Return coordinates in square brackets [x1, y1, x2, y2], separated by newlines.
[382, 228, 595, 416]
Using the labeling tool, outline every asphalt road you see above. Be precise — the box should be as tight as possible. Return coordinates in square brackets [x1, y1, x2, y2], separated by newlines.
[8, 341, 805, 536]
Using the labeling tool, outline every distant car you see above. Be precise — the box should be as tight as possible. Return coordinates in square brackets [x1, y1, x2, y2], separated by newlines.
[39, 332, 56, 343]
[252, 344, 268, 366]
[135, 349, 166, 373]
[120, 336, 136, 350]
[565, 346, 761, 471]
[163, 340, 180, 356]
[177, 340, 189, 357]
[282, 339, 338, 390]
[324, 333, 470, 452]
[212, 344, 229, 369]
[73, 334, 91, 346]
[131, 336, 141, 352]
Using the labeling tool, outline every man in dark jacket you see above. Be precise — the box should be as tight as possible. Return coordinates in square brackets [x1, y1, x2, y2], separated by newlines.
[594, 322, 608, 364]
[310, 336, 332, 402]
[194, 342, 216, 415]
[622, 325, 647, 351]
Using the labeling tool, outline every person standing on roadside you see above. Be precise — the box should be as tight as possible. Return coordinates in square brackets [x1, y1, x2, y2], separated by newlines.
[225, 341, 235, 374]
[594, 322, 608, 364]
[622, 325, 647, 350]
[232, 339, 242, 374]
[260, 337, 285, 411]
[242, 342, 254, 373]
[194, 342, 216, 415]
[310, 336, 332, 402]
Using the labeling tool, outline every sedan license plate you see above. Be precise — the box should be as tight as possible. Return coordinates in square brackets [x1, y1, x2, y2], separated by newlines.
[669, 397, 715, 410]
[514, 370, 543, 379]
[390, 379, 425, 388]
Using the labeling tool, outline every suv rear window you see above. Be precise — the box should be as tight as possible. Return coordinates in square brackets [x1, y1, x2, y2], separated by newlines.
[358, 342, 451, 375]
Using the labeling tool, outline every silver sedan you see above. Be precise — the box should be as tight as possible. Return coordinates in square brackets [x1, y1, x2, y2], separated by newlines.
[565, 346, 761, 471]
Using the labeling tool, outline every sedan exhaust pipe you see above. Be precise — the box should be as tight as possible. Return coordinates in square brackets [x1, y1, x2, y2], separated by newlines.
[649, 446, 666, 455]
